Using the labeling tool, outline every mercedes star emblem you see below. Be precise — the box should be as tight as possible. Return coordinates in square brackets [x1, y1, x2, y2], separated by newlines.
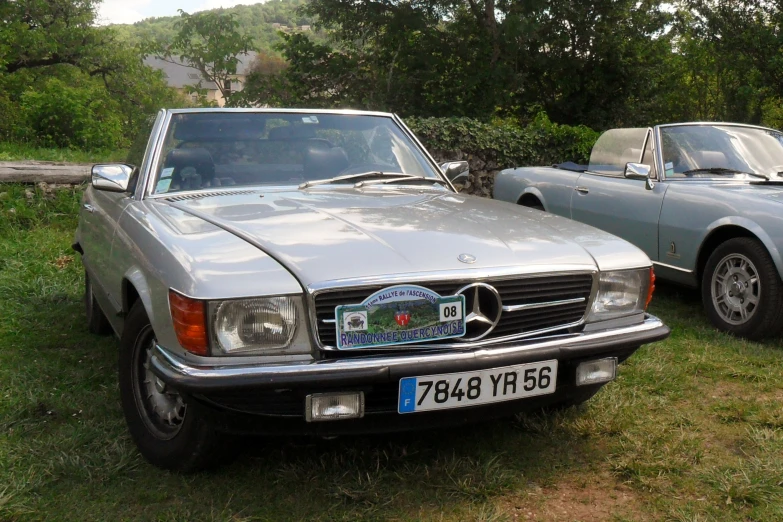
[455, 283, 502, 341]
[458, 253, 477, 264]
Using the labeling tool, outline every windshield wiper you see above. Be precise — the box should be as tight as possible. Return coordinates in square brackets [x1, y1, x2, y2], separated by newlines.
[298, 171, 404, 189]
[354, 175, 449, 188]
[682, 167, 769, 180]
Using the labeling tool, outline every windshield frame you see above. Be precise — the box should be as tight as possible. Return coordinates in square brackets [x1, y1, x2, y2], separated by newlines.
[655, 122, 783, 182]
[140, 108, 455, 200]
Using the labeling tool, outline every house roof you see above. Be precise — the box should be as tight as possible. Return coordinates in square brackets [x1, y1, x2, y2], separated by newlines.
[144, 52, 258, 90]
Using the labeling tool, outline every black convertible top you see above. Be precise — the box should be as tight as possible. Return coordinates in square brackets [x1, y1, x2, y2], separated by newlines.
[553, 162, 587, 172]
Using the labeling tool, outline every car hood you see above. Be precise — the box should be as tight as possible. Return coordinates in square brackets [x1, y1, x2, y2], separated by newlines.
[160, 188, 649, 288]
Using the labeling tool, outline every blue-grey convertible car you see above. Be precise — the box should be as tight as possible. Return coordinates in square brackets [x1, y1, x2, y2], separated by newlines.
[494, 123, 783, 340]
[75, 109, 669, 471]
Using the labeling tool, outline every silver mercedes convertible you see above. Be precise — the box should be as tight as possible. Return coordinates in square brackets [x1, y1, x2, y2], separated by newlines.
[75, 109, 669, 471]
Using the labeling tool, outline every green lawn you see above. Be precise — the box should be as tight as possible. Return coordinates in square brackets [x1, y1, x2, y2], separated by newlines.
[0, 142, 127, 164]
[1, 184, 782, 521]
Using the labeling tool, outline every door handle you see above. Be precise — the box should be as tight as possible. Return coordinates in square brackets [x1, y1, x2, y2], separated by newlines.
[83, 203, 95, 213]
[575, 186, 589, 194]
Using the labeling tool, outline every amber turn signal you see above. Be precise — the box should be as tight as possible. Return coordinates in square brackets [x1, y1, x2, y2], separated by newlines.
[169, 290, 209, 356]
[645, 267, 656, 310]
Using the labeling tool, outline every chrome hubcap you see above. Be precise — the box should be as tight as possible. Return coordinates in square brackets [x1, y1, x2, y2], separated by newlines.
[711, 253, 760, 325]
[133, 328, 186, 439]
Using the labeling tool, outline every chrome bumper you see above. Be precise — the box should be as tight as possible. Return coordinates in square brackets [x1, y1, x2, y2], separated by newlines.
[150, 315, 669, 392]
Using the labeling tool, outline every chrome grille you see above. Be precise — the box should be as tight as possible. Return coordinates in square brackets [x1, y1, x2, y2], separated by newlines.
[312, 273, 594, 348]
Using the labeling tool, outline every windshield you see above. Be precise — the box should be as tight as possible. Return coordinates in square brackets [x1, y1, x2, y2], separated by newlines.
[660, 125, 783, 179]
[151, 112, 441, 194]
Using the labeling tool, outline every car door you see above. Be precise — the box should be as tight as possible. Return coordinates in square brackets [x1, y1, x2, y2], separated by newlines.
[570, 128, 668, 261]
[79, 186, 133, 314]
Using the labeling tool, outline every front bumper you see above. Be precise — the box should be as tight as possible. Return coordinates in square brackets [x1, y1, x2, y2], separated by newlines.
[151, 315, 668, 392]
[149, 316, 668, 434]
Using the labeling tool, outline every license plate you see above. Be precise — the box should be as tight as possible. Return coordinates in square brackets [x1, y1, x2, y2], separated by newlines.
[397, 360, 558, 413]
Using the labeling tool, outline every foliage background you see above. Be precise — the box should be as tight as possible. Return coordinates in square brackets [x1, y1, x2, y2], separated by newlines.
[4, 0, 783, 167]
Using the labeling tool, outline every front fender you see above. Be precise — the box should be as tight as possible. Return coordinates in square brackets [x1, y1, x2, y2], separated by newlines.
[699, 216, 783, 280]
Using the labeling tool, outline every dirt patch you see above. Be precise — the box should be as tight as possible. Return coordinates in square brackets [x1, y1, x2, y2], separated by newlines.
[498, 473, 649, 521]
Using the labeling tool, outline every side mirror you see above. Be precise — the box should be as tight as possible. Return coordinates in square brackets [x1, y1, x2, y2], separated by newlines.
[624, 162, 655, 190]
[91, 164, 134, 193]
[624, 162, 651, 180]
[440, 161, 470, 184]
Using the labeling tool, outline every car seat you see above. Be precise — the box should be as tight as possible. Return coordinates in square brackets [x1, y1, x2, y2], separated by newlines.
[163, 148, 217, 191]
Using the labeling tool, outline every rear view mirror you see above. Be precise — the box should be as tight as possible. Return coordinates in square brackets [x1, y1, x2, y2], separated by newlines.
[440, 161, 470, 184]
[91, 164, 134, 193]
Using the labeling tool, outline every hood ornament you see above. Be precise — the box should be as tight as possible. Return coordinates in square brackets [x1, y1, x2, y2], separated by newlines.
[458, 253, 476, 264]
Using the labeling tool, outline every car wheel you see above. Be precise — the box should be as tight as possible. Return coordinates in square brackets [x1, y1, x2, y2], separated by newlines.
[85, 271, 113, 335]
[119, 301, 227, 472]
[701, 237, 783, 340]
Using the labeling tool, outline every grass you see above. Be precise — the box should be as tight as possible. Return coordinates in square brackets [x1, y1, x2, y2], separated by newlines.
[0, 142, 127, 164]
[1, 183, 782, 521]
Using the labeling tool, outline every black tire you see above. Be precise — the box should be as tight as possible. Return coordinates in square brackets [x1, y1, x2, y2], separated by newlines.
[701, 237, 783, 340]
[85, 271, 113, 335]
[119, 301, 227, 472]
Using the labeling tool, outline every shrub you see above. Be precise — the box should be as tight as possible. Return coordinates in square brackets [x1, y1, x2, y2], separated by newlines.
[405, 113, 599, 169]
[19, 78, 127, 151]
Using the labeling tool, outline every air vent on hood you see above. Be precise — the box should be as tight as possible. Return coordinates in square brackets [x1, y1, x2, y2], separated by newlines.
[165, 189, 258, 202]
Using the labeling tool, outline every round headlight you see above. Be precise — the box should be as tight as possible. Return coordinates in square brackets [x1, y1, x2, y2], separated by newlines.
[214, 297, 297, 354]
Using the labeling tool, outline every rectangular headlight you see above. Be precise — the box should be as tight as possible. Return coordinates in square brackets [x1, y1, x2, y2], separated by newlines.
[209, 296, 310, 355]
[587, 268, 652, 322]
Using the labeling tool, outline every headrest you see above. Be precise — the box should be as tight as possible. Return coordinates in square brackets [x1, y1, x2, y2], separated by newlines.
[268, 125, 317, 140]
[692, 150, 729, 169]
[165, 148, 215, 180]
[303, 146, 350, 178]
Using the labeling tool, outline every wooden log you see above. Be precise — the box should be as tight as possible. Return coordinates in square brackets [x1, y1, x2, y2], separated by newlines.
[0, 161, 92, 184]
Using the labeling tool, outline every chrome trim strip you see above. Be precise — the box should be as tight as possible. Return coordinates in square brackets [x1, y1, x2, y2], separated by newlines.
[167, 108, 396, 117]
[134, 110, 166, 201]
[652, 261, 694, 274]
[149, 315, 669, 391]
[144, 109, 175, 198]
[502, 297, 586, 313]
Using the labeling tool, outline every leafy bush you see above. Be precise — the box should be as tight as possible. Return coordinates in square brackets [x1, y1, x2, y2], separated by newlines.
[405, 113, 599, 169]
[18, 78, 126, 151]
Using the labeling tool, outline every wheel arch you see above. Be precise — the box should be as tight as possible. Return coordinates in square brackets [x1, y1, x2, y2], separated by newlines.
[516, 187, 547, 210]
[696, 219, 783, 283]
[122, 267, 155, 320]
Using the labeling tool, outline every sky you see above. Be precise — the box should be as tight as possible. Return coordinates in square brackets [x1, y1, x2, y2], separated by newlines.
[96, 0, 260, 25]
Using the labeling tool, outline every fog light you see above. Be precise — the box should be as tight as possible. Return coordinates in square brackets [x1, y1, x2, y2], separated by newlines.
[306, 392, 365, 422]
[576, 357, 617, 386]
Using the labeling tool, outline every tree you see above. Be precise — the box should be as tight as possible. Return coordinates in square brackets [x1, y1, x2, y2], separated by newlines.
[164, 9, 254, 103]
[0, 0, 111, 75]
[243, 0, 673, 128]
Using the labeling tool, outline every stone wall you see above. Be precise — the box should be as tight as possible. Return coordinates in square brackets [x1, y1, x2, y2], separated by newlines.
[429, 149, 501, 198]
